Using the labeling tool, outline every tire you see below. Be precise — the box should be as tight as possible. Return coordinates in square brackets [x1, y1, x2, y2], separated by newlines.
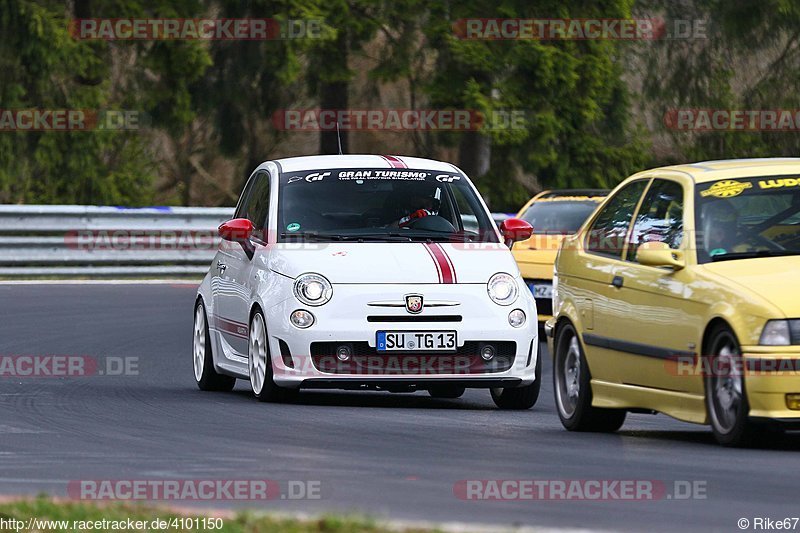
[248, 310, 297, 403]
[704, 325, 757, 447]
[193, 301, 236, 392]
[490, 350, 542, 410]
[553, 322, 625, 432]
[428, 385, 465, 399]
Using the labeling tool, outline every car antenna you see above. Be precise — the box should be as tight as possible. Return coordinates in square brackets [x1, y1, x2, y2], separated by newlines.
[336, 121, 344, 155]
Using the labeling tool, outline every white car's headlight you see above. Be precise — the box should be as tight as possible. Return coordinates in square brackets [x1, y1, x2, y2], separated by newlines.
[487, 272, 518, 306]
[759, 320, 799, 346]
[293, 273, 332, 306]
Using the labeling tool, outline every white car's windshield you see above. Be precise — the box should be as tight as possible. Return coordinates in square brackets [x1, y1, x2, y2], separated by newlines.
[696, 176, 800, 263]
[278, 167, 499, 243]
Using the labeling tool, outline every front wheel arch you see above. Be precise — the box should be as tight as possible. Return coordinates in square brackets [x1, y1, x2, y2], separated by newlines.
[701, 317, 735, 358]
[552, 316, 576, 356]
[702, 322, 758, 446]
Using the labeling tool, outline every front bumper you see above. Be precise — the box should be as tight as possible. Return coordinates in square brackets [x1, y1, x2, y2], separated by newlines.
[742, 346, 800, 419]
[263, 283, 538, 389]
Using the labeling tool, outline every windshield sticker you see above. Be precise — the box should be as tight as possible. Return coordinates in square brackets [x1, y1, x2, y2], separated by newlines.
[337, 170, 429, 181]
[287, 171, 331, 184]
[286, 222, 301, 232]
[699, 180, 753, 198]
[758, 177, 800, 189]
[283, 168, 460, 184]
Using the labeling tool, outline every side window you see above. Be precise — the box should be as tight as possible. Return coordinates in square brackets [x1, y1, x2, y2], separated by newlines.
[240, 171, 271, 230]
[585, 180, 648, 259]
[627, 179, 684, 262]
[233, 174, 257, 219]
[449, 185, 479, 233]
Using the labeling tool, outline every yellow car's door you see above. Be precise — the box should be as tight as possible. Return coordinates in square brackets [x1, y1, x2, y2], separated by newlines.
[571, 179, 650, 385]
[602, 177, 705, 396]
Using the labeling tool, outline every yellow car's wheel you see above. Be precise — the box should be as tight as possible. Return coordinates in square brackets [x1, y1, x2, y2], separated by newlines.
[704, 325, 757, 447]
[553, 322, 625, 432]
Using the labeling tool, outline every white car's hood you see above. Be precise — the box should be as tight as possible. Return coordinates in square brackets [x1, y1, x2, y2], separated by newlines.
[266, 242, 519, 284]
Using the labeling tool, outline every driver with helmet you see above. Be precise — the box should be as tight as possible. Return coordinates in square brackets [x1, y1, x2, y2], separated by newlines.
[701, 200, 747, 256]
[396, 186, 442, 227]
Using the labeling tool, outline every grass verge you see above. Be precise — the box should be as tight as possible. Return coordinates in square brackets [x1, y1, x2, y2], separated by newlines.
[0, 496, 440, 532]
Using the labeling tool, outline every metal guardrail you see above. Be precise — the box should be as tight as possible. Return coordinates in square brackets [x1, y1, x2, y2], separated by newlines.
[0, 205, 233, 278]
[0, 205, 514, 278]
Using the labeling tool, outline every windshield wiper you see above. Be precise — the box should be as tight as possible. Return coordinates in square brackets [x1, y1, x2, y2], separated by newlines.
[279, 231, 352, 241]
[279, 231, 412, 242]
[397, 231, 485, 243]
[709, 249, 799, 262]
[278, 230, 486, 243]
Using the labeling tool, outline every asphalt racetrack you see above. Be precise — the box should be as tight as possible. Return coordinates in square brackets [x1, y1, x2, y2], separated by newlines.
[0, 283, 797, 531]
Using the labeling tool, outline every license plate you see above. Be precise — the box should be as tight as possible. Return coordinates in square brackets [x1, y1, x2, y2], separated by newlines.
[376, 331, 457, 352]
[528, 281, 553, 300]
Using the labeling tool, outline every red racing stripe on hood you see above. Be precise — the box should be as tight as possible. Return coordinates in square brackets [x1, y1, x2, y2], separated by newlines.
[423, 242, 456, 284]
[422, 243, 443, 283]
[380, 155, 408, 168]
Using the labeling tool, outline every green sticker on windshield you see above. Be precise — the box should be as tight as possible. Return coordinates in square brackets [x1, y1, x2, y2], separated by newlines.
[709, 248, 727, 256]
[286, 222, 301, 232]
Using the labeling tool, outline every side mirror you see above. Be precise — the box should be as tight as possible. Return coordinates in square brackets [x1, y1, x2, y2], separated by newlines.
[499, 218, 533, 248]
[636, 241, 685, 270]
[218, 218, 254, 242]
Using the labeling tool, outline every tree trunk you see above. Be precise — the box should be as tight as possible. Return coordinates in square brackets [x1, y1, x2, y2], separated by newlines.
[458, 132, 491, 178]
[319, 31, 349, 155]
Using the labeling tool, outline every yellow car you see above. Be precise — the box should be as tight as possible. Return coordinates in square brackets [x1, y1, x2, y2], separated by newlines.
[512, 190, 608, 322]
[545, 158, 800, 446]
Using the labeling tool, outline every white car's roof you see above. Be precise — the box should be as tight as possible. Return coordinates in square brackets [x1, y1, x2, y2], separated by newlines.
[270, 154, 462, 174]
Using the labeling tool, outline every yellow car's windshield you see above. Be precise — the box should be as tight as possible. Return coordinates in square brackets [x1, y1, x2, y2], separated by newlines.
[696, 176, 800, 263]
[520, 200, 601, 234]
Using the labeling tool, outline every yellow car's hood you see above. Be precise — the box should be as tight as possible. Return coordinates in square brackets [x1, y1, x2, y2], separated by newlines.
[511, 234, 566, 265]
[700, 256, 800, 318]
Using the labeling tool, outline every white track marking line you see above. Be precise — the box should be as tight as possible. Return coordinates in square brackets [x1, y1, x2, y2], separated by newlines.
[0, 280, 199, 285]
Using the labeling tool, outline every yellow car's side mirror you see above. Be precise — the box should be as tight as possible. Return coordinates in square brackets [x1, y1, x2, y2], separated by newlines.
[636, 241, 686, 270]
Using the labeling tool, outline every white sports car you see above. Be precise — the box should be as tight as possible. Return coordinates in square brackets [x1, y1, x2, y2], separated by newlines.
[192, 154, 540, 409]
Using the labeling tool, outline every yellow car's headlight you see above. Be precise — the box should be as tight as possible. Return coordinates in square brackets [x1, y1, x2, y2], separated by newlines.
[759, 320, 800, 346]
